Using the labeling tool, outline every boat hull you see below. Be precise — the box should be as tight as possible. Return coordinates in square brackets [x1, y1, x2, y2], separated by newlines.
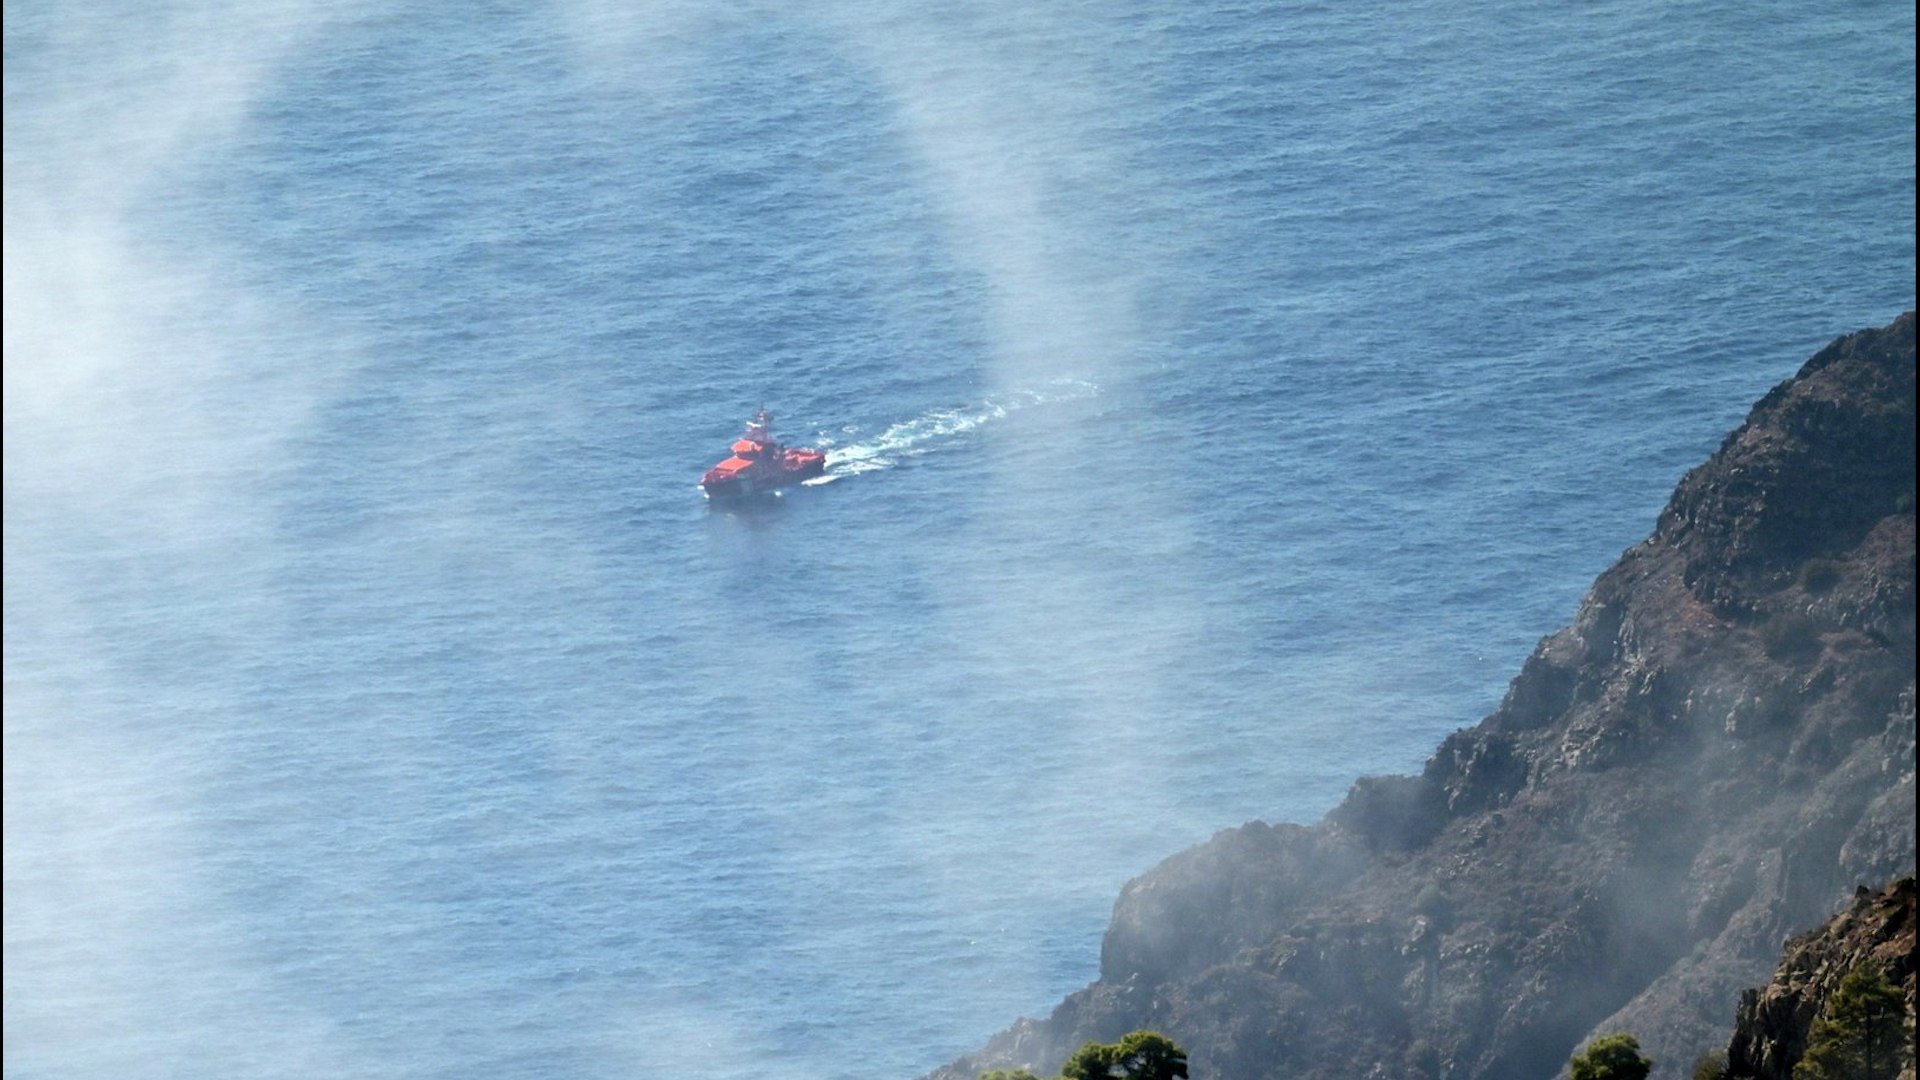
[700, 455, 825, 499]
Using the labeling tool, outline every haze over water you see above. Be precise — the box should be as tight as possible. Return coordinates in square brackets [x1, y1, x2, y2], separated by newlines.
[5, 2, 1914, 1078]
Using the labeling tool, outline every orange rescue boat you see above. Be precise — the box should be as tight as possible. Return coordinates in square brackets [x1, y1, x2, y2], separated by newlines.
[699, 409, 827, 498]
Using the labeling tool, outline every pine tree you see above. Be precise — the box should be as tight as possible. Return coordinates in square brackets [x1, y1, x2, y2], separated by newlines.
[1793, 963, 1909, 1080]
[1060, 1031, 1189, 1080]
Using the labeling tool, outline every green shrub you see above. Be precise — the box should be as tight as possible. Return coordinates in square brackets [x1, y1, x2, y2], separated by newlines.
[1570, 1033, 1653, 1080]
[1760, 611, 1822, 662]
[1690, 1050, 1729, 1080]
[1406, 1038, 1443, 1078]
[1796, 557, 1843, 594]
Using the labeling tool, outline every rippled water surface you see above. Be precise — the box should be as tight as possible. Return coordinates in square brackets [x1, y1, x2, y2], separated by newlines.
[5, 2, 1914, 1077]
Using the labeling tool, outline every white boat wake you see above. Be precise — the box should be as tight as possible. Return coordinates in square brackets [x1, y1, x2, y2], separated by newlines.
[811, 379, 1098, 482]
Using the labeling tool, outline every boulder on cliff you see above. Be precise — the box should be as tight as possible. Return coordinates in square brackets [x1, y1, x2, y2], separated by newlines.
[928, 312, 1916, 1080]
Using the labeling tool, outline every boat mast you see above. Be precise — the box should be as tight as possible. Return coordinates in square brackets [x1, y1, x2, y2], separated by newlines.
[746, 408, 774, 446]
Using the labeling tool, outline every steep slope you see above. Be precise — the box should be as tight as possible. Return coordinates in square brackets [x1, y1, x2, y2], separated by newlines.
[1722, 876, 1915, 1080]
[929, 312, 1916, 1080]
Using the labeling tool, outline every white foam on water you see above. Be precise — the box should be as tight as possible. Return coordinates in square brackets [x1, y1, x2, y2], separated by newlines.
[819, 378, 1097, 478]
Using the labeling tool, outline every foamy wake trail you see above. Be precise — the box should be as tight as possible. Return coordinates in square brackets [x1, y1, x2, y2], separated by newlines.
[817, 379, 1097, 480]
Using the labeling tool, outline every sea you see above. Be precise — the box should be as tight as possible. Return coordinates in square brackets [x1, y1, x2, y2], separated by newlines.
[3, 1, 1913, 1077]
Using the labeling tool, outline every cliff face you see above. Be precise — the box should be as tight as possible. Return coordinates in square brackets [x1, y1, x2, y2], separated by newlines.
[929, 312, 1917, 1080]
[1723, 876, 1915, 1080]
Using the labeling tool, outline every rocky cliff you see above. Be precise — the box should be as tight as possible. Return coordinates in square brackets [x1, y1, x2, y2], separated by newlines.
[1720, 875, 1915, 1080]
[928, 312, 1917, 1080]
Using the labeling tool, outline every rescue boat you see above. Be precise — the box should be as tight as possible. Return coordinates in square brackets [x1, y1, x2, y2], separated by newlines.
[699, 408, 827, 498]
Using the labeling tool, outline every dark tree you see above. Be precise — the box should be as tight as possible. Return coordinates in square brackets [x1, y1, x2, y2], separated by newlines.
[1569, 1033, 1654, 1080]
[1794, 964, 1909, 1080]
[1061, 1030, 1189, 1080]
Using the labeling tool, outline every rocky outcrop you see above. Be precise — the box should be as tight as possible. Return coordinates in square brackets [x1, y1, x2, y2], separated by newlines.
[1722, 876, 1915, 1080]
[928, 313, 1917, 1080]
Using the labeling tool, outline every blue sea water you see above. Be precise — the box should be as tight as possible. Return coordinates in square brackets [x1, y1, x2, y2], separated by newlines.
[3, 1, 1913, 1077]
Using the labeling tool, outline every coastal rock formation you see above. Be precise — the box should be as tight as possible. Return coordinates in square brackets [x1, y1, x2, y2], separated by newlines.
[928, 313, 1916, 1080]
[1722, 875, 1915, 1080]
